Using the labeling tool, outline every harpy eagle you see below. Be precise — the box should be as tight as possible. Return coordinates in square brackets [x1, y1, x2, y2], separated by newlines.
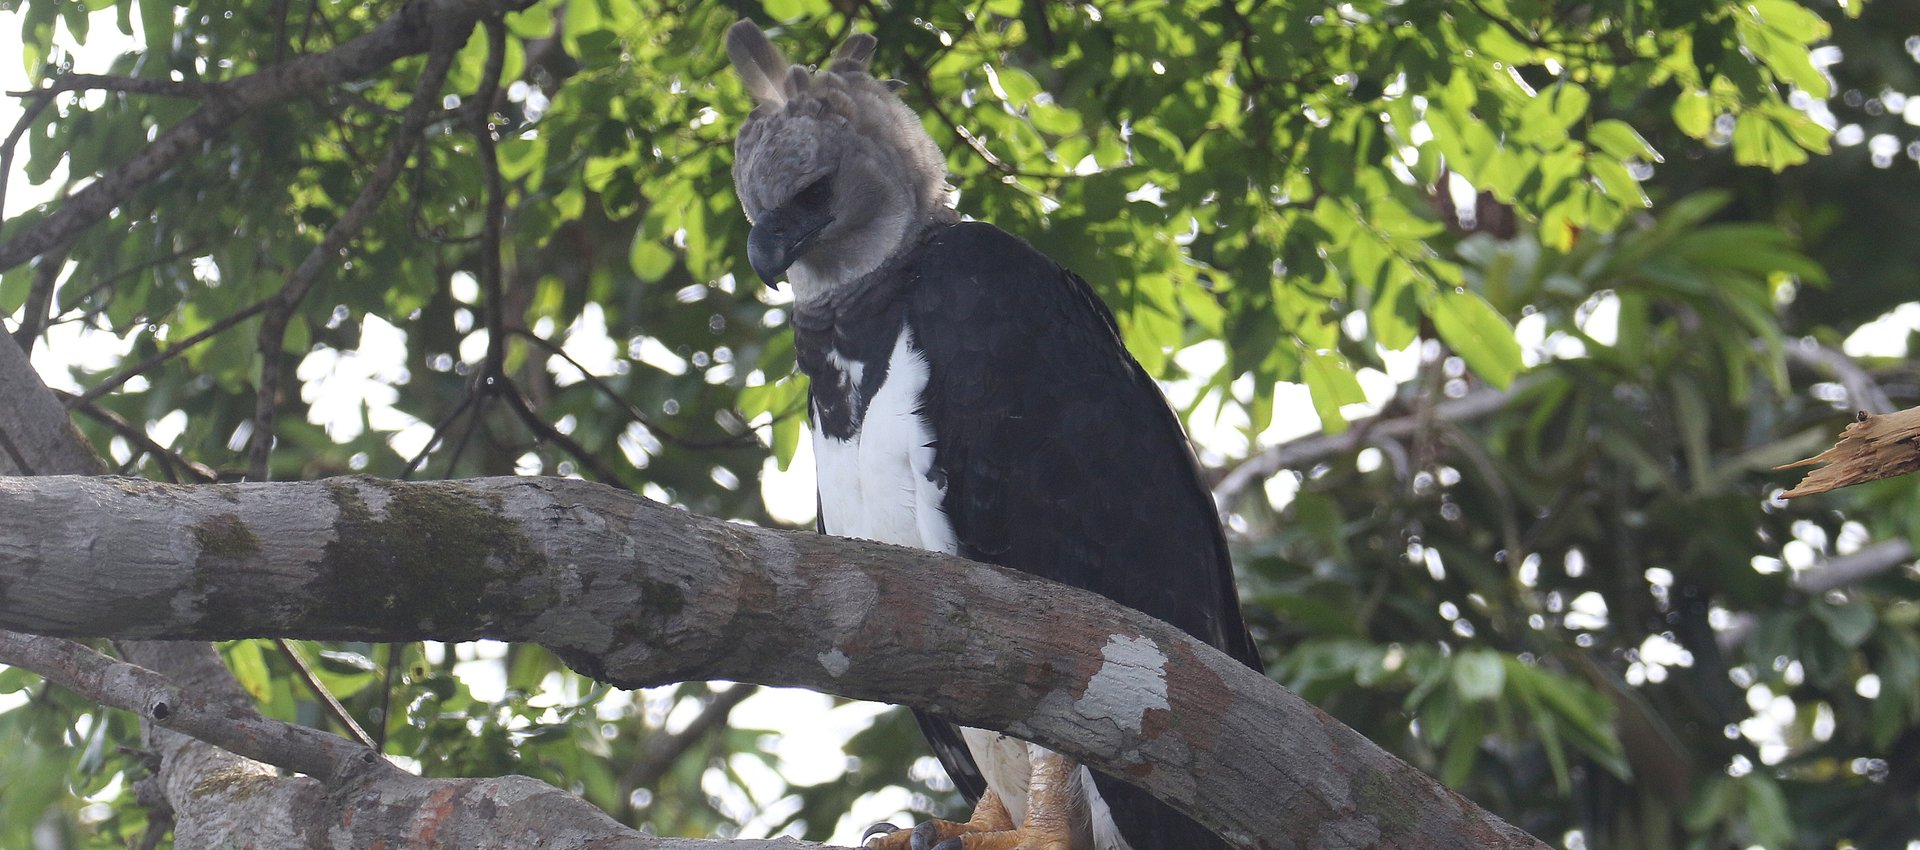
[725, 22, 1262, 850]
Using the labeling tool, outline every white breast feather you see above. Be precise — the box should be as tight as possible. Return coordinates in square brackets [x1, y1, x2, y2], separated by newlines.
[814, 329, 954, 554]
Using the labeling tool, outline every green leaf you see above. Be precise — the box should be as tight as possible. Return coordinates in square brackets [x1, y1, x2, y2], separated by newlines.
[1743, 775, 1792, 849]
[223, 640, 272, 703]
[1589, 157, 1648, 207]
[1673, 89, 1713, 139]
[1589, 119, 1658, 161]
[629, 236, 674, 282]
[1811, 599, 1876, 649]
[0, 665, 38, 694]
[1452, 649, 1506, 702]
[771, 413, 801, 471]
[1427, 290, 1523, 388]
[1302, 350, 1366, 433]
[1522, 84, 1590, 144]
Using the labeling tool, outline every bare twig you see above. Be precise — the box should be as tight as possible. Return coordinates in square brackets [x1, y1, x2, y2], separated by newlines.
[1788, 340, 1896, 416]
[61, 393, 219, 483]
[10, 248, 65, 351]
[272, 639, 377, 749]
[475, 16, 510, 373]
[1794, 539, 1915, 594]
[399, 385, 482, 478]
[68, 293, 274, 408]
[495, 376, 626, 482]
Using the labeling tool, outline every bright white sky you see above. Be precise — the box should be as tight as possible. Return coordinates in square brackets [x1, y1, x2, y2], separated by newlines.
[6, 7, 1920, 847]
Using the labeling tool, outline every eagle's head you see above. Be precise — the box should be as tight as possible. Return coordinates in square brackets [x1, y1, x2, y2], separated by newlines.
[726, 21, 953, 302]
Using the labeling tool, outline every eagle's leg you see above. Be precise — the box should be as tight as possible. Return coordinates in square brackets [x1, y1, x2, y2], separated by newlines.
[871, 752, 1079, 850]
[864, 787, 1015, 849]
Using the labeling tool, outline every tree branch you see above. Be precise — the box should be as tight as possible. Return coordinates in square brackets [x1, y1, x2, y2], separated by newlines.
[0, 0, 537, 274]
[1212, 377, 1535, 511]
[8, 74, 221, 99]
[0, 635, 824, 849]
[1779, 405, 1920, 498]
[0, 633, 386, 783]
[0, 474, 1547, 850]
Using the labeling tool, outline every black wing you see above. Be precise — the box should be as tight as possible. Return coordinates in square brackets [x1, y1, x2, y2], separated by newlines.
[904, 221, 1260, 848]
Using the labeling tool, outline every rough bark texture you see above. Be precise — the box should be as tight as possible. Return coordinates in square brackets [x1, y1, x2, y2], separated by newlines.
[0, 474, 1545, 850]
[1779, 405, 1920, 497]
[4, 280, 813, 848]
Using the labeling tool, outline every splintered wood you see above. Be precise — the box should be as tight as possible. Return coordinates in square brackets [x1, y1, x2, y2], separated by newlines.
[1778, 406, 1920, 498]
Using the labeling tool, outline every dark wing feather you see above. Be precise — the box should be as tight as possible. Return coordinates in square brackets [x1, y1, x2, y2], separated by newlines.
[904, 221, 1260, 848]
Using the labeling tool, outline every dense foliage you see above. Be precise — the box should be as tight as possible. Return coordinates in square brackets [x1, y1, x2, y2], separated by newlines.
[2, 0, 1918, 847]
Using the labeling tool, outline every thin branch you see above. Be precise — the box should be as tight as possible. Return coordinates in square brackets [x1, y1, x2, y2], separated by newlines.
[622, 685, 757, 793]
[68, 292, 274, 408]
[0, 632, 391, 784]
[0, 94, 54, 233]
[1212, 376, 1536, 510]
[373, 641, 403, 751]
[474, 16, 511, 373]
[0, 0, 538, 274]
[10, 248, 64, 351]
[62, 393, 219, 483]
[1788, 340, 1896, 416]
[272, 639, 377, 749]
[514, 329, 760, 451]
[495, 375, 627, 482]
[399, 384, 482, 478]
[9, 74, 220, 99]
[248, 26, 465, 481]
[1794, 539, 1914, 594]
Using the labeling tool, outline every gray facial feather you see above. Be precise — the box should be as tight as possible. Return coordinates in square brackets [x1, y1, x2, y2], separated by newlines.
[726, 22, 957, 303]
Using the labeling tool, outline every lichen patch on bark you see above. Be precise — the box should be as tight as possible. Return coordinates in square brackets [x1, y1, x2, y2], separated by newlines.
[1074, 634, 1169, 736]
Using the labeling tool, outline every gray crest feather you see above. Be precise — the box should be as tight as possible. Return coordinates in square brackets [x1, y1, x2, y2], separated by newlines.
[782, 65, 813, 101]
[726, 20, 789, 104]
[829, 33, 877, 74]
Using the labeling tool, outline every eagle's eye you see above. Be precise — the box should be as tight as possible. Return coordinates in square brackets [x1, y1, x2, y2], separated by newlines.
[792, 176, 833, 209]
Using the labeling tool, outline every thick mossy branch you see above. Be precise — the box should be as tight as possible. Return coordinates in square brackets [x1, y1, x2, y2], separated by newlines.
[0, 474, 1548, 850]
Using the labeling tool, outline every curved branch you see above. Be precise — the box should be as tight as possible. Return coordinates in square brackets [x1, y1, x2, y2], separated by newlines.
[0, 0, 538, 274]
[0, 474, 1546, 850]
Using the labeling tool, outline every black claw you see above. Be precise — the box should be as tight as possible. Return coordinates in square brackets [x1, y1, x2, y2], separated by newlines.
[910, 822, 944, 850]
[930, 839, 965, 850]
[862, 823, 901, 844]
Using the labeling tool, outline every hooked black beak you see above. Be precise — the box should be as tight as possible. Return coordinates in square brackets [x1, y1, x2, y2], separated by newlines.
[746, 203, 835, 287]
